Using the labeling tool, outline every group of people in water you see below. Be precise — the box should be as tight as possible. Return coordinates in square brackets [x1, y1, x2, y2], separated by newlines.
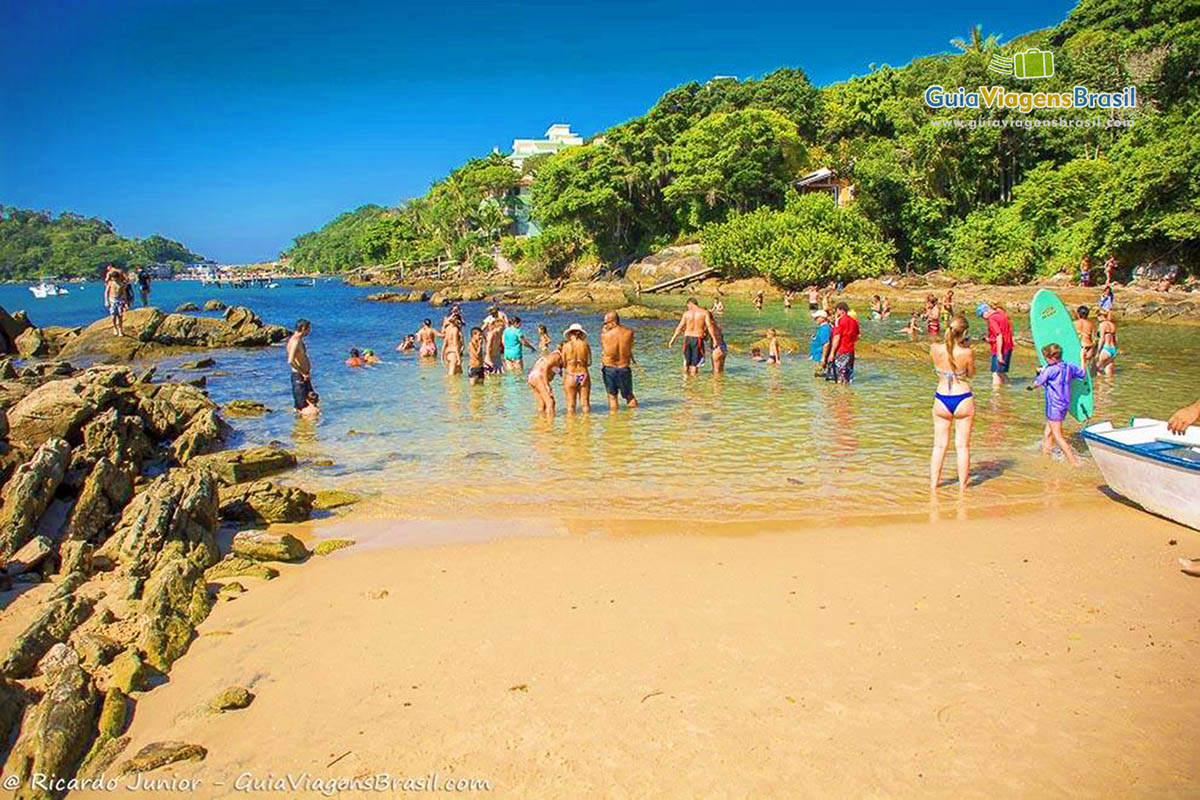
[386, 305, 638, 415]
[281, 281, 1193, 500]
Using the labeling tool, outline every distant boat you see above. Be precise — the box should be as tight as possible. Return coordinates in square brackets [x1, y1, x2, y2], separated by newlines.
[265, 282, 280, 289]
[1082, 418, 1200, 530]
[29, 280, 69, 298]
[294, 278, 316, 287]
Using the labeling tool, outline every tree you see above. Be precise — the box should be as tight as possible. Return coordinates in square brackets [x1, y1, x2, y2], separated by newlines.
[664, 109, 806, 229]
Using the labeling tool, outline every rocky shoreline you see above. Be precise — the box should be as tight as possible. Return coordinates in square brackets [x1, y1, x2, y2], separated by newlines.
[353, 244, 1200, 325]
[0, 306, 357, 796]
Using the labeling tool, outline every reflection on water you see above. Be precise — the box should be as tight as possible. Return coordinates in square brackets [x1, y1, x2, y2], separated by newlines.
[5, 281, 1198, 525]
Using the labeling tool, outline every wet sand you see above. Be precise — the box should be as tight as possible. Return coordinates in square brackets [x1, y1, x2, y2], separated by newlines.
[73, 498, 1200, 800]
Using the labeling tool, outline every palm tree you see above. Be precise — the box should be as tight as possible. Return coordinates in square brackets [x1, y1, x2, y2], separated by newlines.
[950, 24, 1002, 54]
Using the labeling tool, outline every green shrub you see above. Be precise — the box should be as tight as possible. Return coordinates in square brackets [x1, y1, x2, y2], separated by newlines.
[701, 193, 894, 287]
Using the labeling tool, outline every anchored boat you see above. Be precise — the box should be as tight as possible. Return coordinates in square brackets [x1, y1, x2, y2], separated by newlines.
[29, 280, 69, 298]
[1081, 418, 1200, 530]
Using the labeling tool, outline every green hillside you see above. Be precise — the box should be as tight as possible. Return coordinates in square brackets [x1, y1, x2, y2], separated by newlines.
[288, 0, 1199, 284]
[0, 205, 207, 279]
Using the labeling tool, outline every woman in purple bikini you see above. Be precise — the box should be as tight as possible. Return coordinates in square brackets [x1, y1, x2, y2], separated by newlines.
[929, 314, 976, 491]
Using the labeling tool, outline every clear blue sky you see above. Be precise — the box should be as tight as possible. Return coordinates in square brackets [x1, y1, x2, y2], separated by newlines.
[1, 0, 1075, 263]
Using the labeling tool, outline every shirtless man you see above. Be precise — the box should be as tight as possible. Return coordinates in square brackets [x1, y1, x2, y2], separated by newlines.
[416, 319, 440, 359]
[1074, 305, 1097, 368]
[287, 319, 314, 412]
[667, 297, 718, 375]
[484, 317, 505, 374]
[1095, 310, 1118, 377]
[443, 320, 463, 376]
[600, 311, 637, 410]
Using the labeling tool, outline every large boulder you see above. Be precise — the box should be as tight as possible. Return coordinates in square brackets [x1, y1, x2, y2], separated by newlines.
[172, 408, 231, 463]
[136, 554, 211, 671]
[94, 468, 219, 578]
[0, 579, 94, 679]
[0, 677, 25, 766]
[58, 305, 288, 361]
[5, 373, 119, 448]
[15, 328, 50, 358]
[219, 480, 313, 524]
[61, 456, 136, 545]
[0, 306, 34, 353]
[7, 644, 98, 798]
[625, 244, 704, 285]
[202, 299, 227, 311]
[0, 438, 71, 561]
[189, 444, 297, 485]
[136, 382, 216, 439]
[73, 408, 154, 473]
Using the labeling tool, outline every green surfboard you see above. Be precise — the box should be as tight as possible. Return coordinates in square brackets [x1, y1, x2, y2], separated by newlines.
[1029, 288, 1093, 421]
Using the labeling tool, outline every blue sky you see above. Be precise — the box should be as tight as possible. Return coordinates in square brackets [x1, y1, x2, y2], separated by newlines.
[1, 0, 1075, 263]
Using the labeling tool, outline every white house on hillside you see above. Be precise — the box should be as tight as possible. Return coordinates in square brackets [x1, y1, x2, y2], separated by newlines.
[509, 123, 583, 170]
[508, 123, 584, 235]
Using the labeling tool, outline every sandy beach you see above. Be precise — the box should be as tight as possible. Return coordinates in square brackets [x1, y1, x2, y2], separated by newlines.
[70, 500, 1200, 800]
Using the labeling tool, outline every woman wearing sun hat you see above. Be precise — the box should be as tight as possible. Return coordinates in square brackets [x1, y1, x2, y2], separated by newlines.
[561, 323, 592, 414]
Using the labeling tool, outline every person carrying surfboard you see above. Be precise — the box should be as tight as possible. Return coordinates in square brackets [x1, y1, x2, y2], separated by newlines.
[1033, 343, 1086, 466]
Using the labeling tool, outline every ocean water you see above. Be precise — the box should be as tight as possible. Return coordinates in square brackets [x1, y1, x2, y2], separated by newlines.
[4, 279, 1197, 525]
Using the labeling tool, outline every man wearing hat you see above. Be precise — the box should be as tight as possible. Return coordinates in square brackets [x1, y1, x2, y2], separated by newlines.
[977, 301, 1014, 387]
[809, 309, 833, 377]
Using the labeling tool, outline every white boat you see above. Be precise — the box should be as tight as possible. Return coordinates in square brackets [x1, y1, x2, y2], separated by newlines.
[29, 281, 69, 298]
[265, 282, 280, 289]
[1081, 418, 1200, 530]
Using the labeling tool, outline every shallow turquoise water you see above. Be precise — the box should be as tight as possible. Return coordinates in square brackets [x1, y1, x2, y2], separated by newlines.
[4, 279, 1197, 523]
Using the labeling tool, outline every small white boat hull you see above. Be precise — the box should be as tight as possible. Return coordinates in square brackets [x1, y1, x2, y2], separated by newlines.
[29, 282, 68, 298]
[1082, 418, 1200, 530]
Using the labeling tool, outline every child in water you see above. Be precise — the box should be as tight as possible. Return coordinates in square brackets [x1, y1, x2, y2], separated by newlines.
[299, 390, 321, 419]
[537, 324, 551, 353]
[346, 348, 365, 368]
[750, 347, 766, 362]
[467, 327, 485, 385]
[362, 349, 380, 365]
[766, 328, 781, 364]
[1033, 343, 1086, 466]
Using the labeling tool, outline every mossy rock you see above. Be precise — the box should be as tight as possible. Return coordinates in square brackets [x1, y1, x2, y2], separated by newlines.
[204, 556, 280, 582]
[223, 399, 271, 417]
[106, 648, 148, 694]
[313, 490, 361, 510]
[209, 685, 254, 712]
[119, 741, 207, 774]
[98, 688, 128, 737]
[215, 581, 246, 601]
[313, 538, 356, 556]
[231, 530, 309, 563]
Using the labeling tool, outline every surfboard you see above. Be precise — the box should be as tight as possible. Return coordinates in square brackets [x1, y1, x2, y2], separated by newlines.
[1029, 288, 1093, 422]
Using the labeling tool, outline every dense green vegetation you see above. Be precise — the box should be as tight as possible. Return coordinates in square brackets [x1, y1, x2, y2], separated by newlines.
[287, 0, 1198, 284]
[0, 206, 206, 279]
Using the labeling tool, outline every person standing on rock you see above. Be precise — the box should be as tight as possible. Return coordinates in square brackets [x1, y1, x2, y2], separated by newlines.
[104, 268, 127, 336]
[667, 298, 718, 376]
[137, 269, 152, 307]
[601, 311, 638, 410]
[287, 319, 315, 412]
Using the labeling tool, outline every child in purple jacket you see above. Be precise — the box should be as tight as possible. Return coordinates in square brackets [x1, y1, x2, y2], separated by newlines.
[1033, 343, 1086, 466]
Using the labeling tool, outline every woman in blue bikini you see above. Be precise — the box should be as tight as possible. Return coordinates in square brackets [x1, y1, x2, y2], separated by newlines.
[929, 314, 976, 491]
